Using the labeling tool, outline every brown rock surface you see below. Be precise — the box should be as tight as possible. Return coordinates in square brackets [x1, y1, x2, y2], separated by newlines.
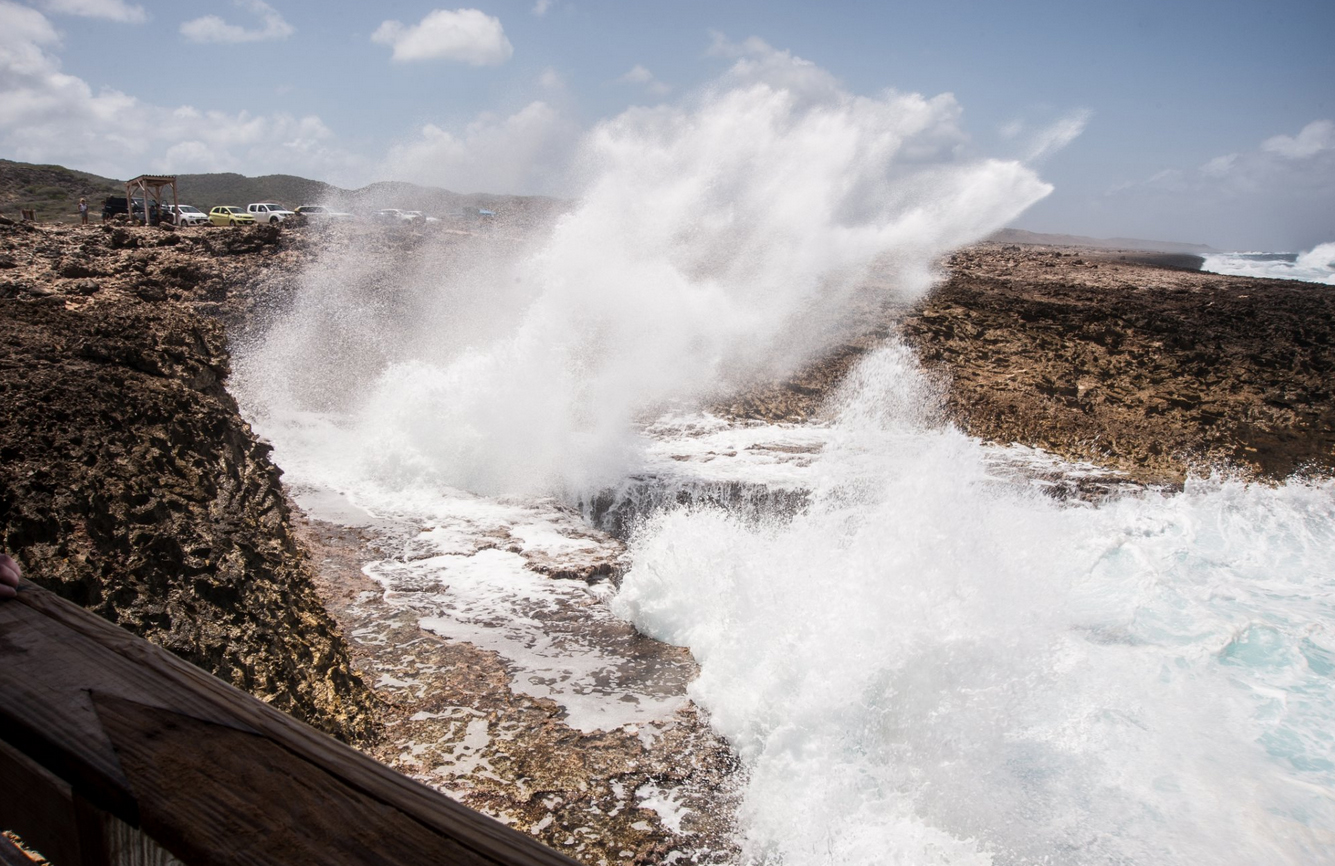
[717, 243, 1334, 486]
[903, 244, 1335, 483]
[0, 220, 377, 742]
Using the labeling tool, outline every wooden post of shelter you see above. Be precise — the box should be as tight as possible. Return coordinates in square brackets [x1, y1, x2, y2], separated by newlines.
[124, 176, 178, 226]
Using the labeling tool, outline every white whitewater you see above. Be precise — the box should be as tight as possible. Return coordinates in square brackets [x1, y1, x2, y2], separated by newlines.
[233, 42, 1335, 866]
[616, 346, 1335, 865]
[1202, 243, 1335, 285]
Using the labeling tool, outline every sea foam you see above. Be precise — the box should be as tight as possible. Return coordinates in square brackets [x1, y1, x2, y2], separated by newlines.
[614, 345, 1335, 865]
[1202, 242, 1335, 284]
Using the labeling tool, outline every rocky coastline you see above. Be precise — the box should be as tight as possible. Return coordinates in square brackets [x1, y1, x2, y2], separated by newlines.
[722, 243, 1334, 486]
[3, 216, 1332, 863]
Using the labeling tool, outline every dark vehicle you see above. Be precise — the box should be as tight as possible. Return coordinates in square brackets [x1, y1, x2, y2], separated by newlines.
[101, 196, 161, 223]
[100, 195, 127, 220]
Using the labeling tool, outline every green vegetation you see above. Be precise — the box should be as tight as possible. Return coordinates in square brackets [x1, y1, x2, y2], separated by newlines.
[0, 160, 121, 223]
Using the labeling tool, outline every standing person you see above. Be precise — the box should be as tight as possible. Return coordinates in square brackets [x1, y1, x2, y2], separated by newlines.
[78, 197, 88, 225]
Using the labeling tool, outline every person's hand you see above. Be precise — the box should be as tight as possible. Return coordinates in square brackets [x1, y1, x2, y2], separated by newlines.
[0, 554, 19, 599]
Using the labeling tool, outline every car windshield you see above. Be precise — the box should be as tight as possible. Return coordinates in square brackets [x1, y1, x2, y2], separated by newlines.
[180, 206, 201, 214]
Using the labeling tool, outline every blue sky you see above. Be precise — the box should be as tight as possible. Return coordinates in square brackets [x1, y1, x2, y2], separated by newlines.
[2, 0, 1331, 249]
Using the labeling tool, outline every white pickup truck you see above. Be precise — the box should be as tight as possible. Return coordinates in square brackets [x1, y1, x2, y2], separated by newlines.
[246, 202, 297, 223]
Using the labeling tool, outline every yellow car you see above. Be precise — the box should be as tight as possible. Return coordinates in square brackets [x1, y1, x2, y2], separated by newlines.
[209, 206, 256, 226]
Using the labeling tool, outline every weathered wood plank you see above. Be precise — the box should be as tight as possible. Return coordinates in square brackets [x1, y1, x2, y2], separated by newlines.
[1, 582, 580, 866]
[7, 583, 578, 865]
[0, 738, 82, 866]
[0, 835, 40, 866]
[95, 694, 493, 866]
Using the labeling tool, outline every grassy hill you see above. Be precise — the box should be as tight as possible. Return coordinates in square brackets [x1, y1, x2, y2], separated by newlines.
[0, 159, 566, 224]
[0, 160, 123, 223]
[172, 173, 339, 210]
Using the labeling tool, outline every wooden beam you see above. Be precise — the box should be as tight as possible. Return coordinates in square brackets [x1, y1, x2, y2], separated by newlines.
[0, 582, 580, 866]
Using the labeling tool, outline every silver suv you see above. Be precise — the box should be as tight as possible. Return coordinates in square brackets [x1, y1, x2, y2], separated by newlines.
[246, 202, 296, 223]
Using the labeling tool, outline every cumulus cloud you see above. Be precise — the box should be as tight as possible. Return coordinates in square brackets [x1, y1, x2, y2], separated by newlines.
[0, 3, 361, 183]
[372, 8, 512, 65]
[1261, 120, 1335, 160]
[181, 0, 293, 44]
[617, 64, 670, 96]
[381, 101, 580, 195]
[708, 32, 841, 102]
[41, 0, 145, 23]
[532, 0, 553, 16]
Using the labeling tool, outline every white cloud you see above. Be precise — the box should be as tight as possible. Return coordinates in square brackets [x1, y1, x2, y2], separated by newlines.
[41, 0, 145, 23]
[372, 8, 512, 65]
[537, 66, 563, 90]
[617, 64, 670, 96]
[707, 33, 842, 105]
[1117, 119, 1335, 196]
[1023, 109, 1091, 161]
[1200, 153, 1237, 177]
[0, 4, 362, 184]
[381, 101, 580, 195]
[1103, 118, 1335, 248]
[1261, 120, 1335, 160]
[532, 0, 553, 16]
[181, 0, 293, 44]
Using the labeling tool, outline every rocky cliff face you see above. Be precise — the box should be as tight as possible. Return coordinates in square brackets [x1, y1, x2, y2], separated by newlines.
[903, 244, 1335, 484]
[0, 218, 376, 742]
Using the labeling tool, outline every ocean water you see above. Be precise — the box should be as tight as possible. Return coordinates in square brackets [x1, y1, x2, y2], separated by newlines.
[615, 346, 1335, 865]
[1202, 243, 1335, 284]
[233, 43, 1335, 866]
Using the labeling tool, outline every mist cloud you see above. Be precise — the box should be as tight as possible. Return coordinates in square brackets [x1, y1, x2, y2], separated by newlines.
[381, 100, 579, 195]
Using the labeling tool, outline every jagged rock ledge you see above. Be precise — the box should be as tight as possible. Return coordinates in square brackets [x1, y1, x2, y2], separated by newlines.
[0, 219, 378, 742]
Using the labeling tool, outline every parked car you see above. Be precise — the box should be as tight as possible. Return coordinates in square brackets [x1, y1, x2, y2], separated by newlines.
[162, 204, 209, 226]
[374, 208, 413, 224]
[294, 205, 353, 221]
[100, 195, 127, 220]
[209, 206, 256, 226]
[101, 196, 160, 223]
[247, 202, 296, 223]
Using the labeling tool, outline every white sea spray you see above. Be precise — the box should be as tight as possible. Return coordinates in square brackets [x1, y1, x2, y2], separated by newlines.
[614, 346, 1335, 865]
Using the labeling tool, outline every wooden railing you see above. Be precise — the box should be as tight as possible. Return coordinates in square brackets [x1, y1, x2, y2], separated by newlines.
[0, 579, 581, 866]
